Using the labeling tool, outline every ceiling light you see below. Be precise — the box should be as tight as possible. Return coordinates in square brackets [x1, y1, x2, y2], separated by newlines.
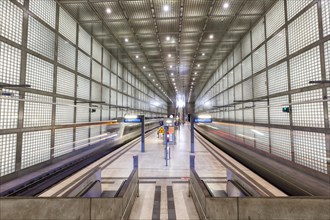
[192, 82, 194, 85]
[153, 79, 155, 82]
[170, 65, 172, 68]
[156, 84, 158, 86]
[148, 74, 151, 76]
[173, 83, 176, 85]
[172, 39, 175, 43]
[163, 5, 169, 12]
[166, 36, 170, 41]
[143, 66, 146, 69]
[202, 53, 205, 56]
[106, 8, 111, 14]
[125, 38, 128, 42]
[136, 55, 139, 58]
[197, 64, 200, 67]
[171, 73, 174, 76]
[168, 54, 171, 57]
[172, 79, 175, 81]
[195, 72, 197, 75]
[223, 2, 229, 9]
[209, 34, 214, 39]
[193, 78, 195, 80]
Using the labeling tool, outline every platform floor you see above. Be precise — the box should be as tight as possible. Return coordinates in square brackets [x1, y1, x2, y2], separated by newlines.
[102, 124, 227, 220]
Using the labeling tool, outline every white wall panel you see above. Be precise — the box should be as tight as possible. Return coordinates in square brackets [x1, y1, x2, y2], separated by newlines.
[54, 128, 73, 157]
[78, 51, 91, 77]
[322, 0, 330, 36]
[57, 67, 75, 97]
[58, 37, 76, 70]
[29, 0, 56, 28]
[268, 62, 288, 95]
[0, 134, 16, 176]
[252, 45, 266, 73]
[267, 29, 287, 66]
[78, 26, 91, 54]
[266, 0, 285, 37]
[287, 0, 313, 20]
[23, 93, 52, 127]
[55, 98, 74, 125]
[59, 8, 76, 44]
[77, 76, 90, 100]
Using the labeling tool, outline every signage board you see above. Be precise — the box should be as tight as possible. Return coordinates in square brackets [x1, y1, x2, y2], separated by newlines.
[124, 118, 142, 123]
[194, 118, 212, 123]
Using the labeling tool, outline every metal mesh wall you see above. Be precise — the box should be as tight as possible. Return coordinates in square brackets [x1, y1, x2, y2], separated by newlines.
[196, 0, 329, 174]
[0, 0, 167, 178]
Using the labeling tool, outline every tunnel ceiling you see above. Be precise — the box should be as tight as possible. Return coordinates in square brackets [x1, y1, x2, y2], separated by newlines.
[58, 0, 276, 103]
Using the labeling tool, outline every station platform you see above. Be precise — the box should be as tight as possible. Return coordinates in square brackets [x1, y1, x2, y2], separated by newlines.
[38, 123, 285, 220]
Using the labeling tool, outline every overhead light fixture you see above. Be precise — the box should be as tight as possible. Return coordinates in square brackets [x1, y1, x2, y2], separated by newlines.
[172, 79, 175, 81]
[143, 66, 146, 69]
[168, 54, 171, 57]
[173, 83, 176, 85]
[106, 8, 111, 14]
[136, 55, 139, 58]
[223, 2, 229, 9]
[153, 79, 155, 82]
[197, 64, 200, 67]
[192, 82, 194, 85]
[202, 53, 205, 56]
[125, 38, 128, 42]
[209, 34, 214, 39]
[166, 36, 170, 41]
[156, 84, 158, 86]
[163, 5, 169, 12]
[148, 74, 151, 76]
[195, 72, 197, 75]
[171, 73, 174, 76]
[170, 65, 172, 68]
[193, 78, 195, 80]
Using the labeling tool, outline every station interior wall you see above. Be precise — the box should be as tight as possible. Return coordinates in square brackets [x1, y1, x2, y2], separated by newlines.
[0, 0, 167, 178]
[195, 0, 330, 175]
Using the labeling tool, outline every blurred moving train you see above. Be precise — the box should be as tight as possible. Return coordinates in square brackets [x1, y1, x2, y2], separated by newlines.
[105, 119, 160, 146]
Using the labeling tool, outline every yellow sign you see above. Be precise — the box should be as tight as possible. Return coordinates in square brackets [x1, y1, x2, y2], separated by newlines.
[158, 127, 165, 134]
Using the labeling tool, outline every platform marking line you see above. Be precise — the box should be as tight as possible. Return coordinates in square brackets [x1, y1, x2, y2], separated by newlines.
[152, 186, 161, 220]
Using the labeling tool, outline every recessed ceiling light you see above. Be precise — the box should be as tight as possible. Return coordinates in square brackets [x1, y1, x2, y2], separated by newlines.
[168, 54, 171, 57]
[197, 64, 200, 67]
[148, 74, 151, 76]
[202, 53, 205, 56]
[173, 83, 176, 85]
[156, 84, 158, 86]
[223, 2, 229, 9]
[166, 36, 170, 41]
[124, 38, 128, 42]
[106, 8, 111, 14]
[209, 34, 214, 39]
[163, 5, 169, 12]
[172, 79, 175, 81]
[153, 79, 155, 82]
[172, 39, 175, 43]
[195, 72, 197, 75]
[193, 78, 195, 80]
[170, 65, 172, 68]
[192, 82, 194, 85]
[171, 73, 174, 76]
[136, 55, 139, 58]
[143, 66, 146, 69]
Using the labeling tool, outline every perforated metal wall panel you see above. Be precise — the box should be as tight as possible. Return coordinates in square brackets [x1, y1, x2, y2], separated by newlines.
[58, 37, 76, 70]
[23, 93, 52, 127]
[29, 0, 56, 28]
[0, 134, 16, 176]
[54, 128, 73, 158]
[266, 0, 285, 38]
[21, 130, 51, 169]
[287, 0, 313, 21]
[234, 64, 242, 84]
[0, 90, 19, 129]
[293, 131, 327, 174]
[26, 53, 54, 92]
[267, 30, 287, 66]
[290, 46, 321, 90]
[78, 50, 91, 77]
[253, 71, 267, 98]
[270, 128, 292, 161]
[269, 95, 290, 125]
[254, 102, 268, 124]
[103, 50, 111, 69]
[92, 39, 102, 63]
[255, 128, 269, 152]
[91, 82, 101, 102]
[0, 0, 23, 44]
[241, 33, 251, 58]
[292, 89, 324, 128]
[103, 68, 110, 86]
[288, 5, 319, 54]
[252, 18, 265, 50]
[78, 26, 91, 55]
[325, 40, 330, 80]
[0, 42, 21, 85]
[59, 8, 76, 44]
[76, 104, 90, 123]
[322, 0, 330, 36]
[55, 98, 74, 125]
[75, 127, 89, 150]
[27, 16, 55, 59]
[252, 45, 266, 73]
[56, 67, 75, 97]
[77, 76, 90, 100]
[268, 62, 288, 95]
[92, 61, 102, 82]
[242, 55, 252, 80]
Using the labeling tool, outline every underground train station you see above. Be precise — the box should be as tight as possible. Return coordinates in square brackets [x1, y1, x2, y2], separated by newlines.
[0, 0, 330, 219]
